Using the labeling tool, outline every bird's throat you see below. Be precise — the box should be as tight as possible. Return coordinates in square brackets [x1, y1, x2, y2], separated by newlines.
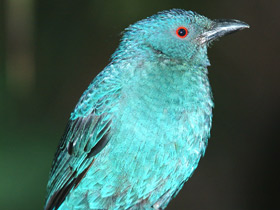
[122, 61, 213, 116]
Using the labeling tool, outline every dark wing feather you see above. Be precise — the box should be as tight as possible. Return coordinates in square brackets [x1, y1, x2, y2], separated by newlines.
[45, 68, 121, 210]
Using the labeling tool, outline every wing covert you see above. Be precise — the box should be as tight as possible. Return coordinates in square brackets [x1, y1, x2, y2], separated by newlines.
[45, 67, 121, 210]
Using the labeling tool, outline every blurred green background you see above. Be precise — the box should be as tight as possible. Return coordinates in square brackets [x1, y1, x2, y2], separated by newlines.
[0, 0, 279, 209]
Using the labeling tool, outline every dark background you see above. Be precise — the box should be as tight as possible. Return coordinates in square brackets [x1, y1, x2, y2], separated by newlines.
[0, 0, 279, 209]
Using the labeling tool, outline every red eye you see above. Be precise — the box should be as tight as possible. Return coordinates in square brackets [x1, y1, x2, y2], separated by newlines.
[176, 26, 188, 38]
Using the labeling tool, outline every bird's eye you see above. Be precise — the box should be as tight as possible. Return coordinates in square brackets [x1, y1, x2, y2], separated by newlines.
[176, 27, 188, 38]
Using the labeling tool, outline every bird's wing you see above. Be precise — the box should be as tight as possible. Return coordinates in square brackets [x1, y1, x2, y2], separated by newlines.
[45, 68, 121, 210]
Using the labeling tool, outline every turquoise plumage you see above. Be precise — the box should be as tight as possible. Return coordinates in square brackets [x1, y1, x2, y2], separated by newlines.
[45, 9, 248, 210]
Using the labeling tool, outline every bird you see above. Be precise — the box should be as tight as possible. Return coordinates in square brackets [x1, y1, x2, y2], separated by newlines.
[44, 9, 249, 210]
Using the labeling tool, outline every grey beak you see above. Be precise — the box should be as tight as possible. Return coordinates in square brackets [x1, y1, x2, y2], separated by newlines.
[198, 19, 249, 44]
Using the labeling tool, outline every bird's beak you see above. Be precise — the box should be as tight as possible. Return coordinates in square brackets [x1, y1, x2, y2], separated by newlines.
[198, 19, 249, 44]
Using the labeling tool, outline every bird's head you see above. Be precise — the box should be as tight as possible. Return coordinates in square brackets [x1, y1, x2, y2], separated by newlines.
[115, 9, 249, 66]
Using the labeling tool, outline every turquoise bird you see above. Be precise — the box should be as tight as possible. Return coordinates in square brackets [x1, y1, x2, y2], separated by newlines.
[45, 9, 248, 210]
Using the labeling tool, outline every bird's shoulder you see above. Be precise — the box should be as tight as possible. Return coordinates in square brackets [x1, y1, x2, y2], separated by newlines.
[45, 64, 122, 210]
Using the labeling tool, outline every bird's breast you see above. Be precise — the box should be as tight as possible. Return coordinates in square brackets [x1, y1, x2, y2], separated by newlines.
[70, 65, 214, 209]
[108, 64, 213, 178]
